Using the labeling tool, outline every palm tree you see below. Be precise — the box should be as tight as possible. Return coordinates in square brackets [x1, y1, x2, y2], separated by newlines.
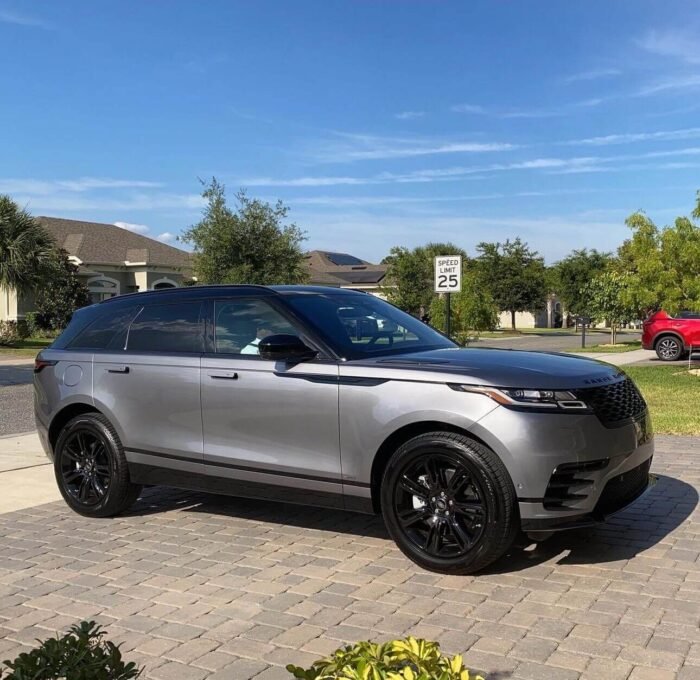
[0, 195, 55, 294]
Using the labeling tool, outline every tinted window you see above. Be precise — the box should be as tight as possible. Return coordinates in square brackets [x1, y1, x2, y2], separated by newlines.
[67, 306, 141, 350]
[126, 302, 203, 353]
[285, 294, 456, 359]
[678, 311, 700, 319]
[214, 299, 299, 356]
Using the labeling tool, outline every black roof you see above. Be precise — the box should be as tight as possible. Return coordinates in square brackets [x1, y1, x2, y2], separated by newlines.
[99, 284, 365, 307]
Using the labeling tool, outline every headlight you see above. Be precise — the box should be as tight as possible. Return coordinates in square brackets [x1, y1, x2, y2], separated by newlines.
[451, 385, 590, 412]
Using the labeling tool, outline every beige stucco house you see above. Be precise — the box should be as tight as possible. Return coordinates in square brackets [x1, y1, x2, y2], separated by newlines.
[0, 217, 193, 321]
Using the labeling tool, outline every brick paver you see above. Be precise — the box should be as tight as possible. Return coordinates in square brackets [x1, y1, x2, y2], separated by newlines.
[0, 435, 698, 679]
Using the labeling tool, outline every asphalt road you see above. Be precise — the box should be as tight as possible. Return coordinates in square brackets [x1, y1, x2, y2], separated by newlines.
[475, 329, 642, 352]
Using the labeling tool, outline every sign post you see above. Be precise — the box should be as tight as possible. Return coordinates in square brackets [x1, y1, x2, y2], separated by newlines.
[434, 255, 462, 338]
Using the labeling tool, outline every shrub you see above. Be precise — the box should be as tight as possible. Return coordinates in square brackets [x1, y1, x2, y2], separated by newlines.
[287, 637, 484, 680]
[0, 620, 142, 679]
[23, 311, 41, 338]
[0, 320, 19, 346]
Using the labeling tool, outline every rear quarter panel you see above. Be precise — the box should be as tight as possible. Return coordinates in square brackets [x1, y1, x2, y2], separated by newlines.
[34, 349, 94, 459]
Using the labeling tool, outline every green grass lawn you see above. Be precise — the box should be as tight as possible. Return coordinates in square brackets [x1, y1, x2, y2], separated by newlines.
[0, 337, 54, 359]
[570, 340, 642, 354]
[625, 365, 700, 436]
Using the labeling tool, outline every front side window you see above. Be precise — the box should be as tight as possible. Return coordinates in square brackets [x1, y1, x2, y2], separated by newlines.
[126, 302, 203, 353]
[285, 293, 456, 359]
[214, 299, 299, 356]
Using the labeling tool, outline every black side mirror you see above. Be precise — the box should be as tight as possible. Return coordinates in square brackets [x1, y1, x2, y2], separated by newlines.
[258, 334, 318, 362]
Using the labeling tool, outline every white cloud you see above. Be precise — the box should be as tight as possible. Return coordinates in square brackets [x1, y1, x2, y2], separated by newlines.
[636, 74, 700, 96]
[0, 8, 51, 28]
[0, 177, 163, 195]
[156, 232, 176, 244]
[565, 127, 700, 146]
[114, 221, 150, 234]
[638, 29, 700, 64]
[394, 111, 425, 120]
[450, 104, 487, 114]
[308, 132, 516, 162]
[561, 68, 622, 83]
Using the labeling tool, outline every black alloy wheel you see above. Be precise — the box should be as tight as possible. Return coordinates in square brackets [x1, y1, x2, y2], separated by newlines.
[59, 429, 112, 506]
[393, 453, 486, 559]
[381, 432, 518, 574]
[54, 413, 141, 517]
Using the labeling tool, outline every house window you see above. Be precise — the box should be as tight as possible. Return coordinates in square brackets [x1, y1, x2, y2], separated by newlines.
[152, 277, 178, 290]
[87, 276, 120, 304]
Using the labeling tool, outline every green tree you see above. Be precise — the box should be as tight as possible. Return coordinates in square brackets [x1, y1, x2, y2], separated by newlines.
[382, 242, 468, 317]
[475, 238, 547, 330]
[180, 178, 308, 284]
[33, 249, 91, 332]
[0, 195, 55, 294]
[429, 269, 498, 341]
[616, 202, 700, 316]
[551, 248, 612, 318]
[582, 271, 637, 344]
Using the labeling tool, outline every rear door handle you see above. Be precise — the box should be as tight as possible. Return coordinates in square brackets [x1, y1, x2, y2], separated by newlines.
[107, 365, 129, 374]
[210, 372, 238, 380]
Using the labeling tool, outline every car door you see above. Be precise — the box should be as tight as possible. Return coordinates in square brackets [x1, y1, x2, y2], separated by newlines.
[200, 295, 342, 504]
[93, 300, 205, 477]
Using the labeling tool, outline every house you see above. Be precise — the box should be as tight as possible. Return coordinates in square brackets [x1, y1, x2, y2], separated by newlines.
[305, 250, 388, 296]
[0, 217, 193, 321]
[497, 293, 564, 329]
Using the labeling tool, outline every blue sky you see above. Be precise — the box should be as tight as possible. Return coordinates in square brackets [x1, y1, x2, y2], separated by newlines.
[1, 1, 700, 263]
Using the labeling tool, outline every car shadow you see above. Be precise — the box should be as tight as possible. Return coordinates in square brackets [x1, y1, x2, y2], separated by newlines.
[125, 473, 697, 574]
[480, 473, 698, 574]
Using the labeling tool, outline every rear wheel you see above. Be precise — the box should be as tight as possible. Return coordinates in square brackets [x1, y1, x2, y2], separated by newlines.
[381, 432, 518, 574]
[655, 335, 683, 361]
[54, 413, 141, 517]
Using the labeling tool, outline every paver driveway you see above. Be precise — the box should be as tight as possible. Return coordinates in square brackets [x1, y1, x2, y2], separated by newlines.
[0, 435, 698, 680]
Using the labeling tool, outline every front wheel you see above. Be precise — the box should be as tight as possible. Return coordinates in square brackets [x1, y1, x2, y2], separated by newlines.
[655, 335, 683, 361]
[54, 413, 141, 518]
[381, 432, 518, 574]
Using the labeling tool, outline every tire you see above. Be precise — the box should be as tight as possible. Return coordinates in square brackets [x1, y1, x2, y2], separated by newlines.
[380, 432, 518, 574]
[655, 335, 683, 361]
[54, 413, 142, 518]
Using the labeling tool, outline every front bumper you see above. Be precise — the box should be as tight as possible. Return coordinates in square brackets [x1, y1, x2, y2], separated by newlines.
[468, 406, 654, 532]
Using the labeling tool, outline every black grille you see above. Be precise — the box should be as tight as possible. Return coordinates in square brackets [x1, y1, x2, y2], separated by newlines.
[575, 378, 647, 427]
[594, 457, 652, 517]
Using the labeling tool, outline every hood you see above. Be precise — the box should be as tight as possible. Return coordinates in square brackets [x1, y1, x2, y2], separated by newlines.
[348, 347, 626, 390]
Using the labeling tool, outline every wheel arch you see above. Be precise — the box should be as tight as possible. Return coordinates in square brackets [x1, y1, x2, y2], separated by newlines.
[369, 421, 492, 513]
[48, 403, 102, 452]
[653, 331, 686, 350]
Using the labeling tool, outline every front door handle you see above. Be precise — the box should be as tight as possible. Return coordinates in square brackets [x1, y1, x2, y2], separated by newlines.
[107, 365, 129, 374]
[210, 372, 238, 380]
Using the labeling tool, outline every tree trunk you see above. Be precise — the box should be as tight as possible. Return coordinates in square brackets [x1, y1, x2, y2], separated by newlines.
[611, 324, 616, 345]
[511, 310, 516, 331]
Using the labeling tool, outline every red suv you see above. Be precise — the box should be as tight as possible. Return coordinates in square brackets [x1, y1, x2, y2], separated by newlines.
[642, 310, 700, 361]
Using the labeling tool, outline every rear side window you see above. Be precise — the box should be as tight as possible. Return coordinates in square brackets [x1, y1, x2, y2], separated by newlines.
[66, 306, 141, 350]
[126, 302, 204, 353]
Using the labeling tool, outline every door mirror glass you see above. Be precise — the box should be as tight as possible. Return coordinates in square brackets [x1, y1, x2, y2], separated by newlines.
[258, 334, 317, 362]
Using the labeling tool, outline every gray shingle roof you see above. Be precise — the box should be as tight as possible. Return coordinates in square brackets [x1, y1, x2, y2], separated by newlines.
[37, 217, 192, 269]
[305, 250, 387, 287]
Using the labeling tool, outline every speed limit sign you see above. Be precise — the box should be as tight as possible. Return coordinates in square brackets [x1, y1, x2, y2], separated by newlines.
[434, 255, 462, 293]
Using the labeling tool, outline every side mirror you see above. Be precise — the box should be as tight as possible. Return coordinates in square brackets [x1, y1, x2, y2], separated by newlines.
[258, 334, 318, 362]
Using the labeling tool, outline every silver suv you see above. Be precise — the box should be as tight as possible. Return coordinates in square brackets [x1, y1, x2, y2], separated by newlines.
[34, 285, 654, 574]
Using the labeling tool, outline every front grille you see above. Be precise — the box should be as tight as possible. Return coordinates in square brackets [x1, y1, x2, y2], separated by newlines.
[575, 378, 647, 427]
[543, 458, 609, 510]
[594, 457, 652, 517]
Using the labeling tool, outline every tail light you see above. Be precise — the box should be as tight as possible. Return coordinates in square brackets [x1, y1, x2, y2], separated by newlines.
[34, 358, 57, 373]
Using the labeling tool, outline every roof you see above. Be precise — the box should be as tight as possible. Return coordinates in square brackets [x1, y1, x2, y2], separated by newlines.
[99, 284, 363, 307]
[305, 250, 387, 287]
[37, 216, 192, 269]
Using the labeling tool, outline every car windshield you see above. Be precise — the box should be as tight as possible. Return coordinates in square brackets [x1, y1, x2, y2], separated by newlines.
[284, 293, 457, 359]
